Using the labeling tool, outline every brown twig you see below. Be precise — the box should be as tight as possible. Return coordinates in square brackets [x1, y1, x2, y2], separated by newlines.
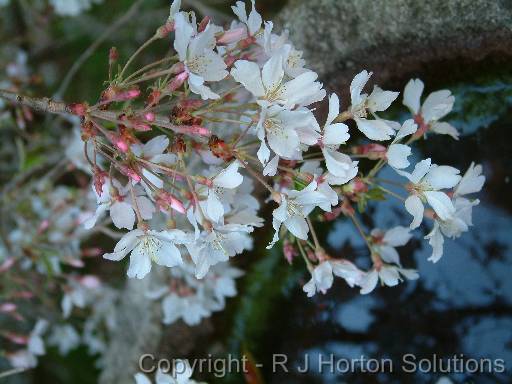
[0, 88, 68, 114]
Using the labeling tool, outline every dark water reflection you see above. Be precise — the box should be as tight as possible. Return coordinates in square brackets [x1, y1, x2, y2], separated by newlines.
[255, 80, 512, 384]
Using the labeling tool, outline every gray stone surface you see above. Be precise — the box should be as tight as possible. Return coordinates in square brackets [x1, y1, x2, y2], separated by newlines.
[278, 0, 512, 88]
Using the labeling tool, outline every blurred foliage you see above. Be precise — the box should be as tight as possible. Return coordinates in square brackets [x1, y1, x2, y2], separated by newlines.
[1, 1, 510, 383]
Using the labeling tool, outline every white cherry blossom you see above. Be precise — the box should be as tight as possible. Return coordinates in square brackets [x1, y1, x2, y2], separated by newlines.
[148, 262, 243, 325]
[61, 276, 101, 318]
[360, 265, 419, 294]
[201, 161, 244, 223]
[231, 0, 262, 38]
[256, 105, 320, 164]
[303, 259, 365, 297]
[83, 179, 155, 230]
[231, 53, 326, 108]
[268, 181, 331, 248]
[403, 78, 459, 139]
[47, 325, 81, 355]
[425, 162, 485, 262]
[131, 135, 177, 195]
[103, 229, 190, 279]
[386, 119, 418, 169]
[134, 361, 198, 384]
[370, 226, 412, 266]
[174, 12, 228, 99]
[349, 70, 398, 140]
[397, 158, 461, 229]
[319, 93, 356, 179]
[186, 224, 253, 278]
[28, 319, 48, 357]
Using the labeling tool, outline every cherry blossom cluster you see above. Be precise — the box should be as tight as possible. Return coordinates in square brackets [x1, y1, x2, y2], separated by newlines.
[0, 0, 485, 376]
[71, 0, 483, 296]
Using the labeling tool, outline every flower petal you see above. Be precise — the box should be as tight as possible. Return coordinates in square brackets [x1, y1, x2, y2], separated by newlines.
[354, 118, 394, 141]
[387, 144, 411, 169]
[405, 195, 424, 229]
[424, 191, 455, 220]
[284, 215, 309, 240]
[231, 60, 265, 97]
[403, 78, 424, 114]
[110, 201, 135, 230]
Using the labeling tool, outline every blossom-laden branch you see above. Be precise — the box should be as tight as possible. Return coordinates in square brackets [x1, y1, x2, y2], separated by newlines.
[0, 0, 485, 376]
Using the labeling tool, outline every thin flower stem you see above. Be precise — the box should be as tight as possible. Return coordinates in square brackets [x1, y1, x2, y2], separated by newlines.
[83, 141, 95, 169]
[378, 185, 406, 201]
[123, 56, 177, 83]
[129, 182, 144, 225]
[296, 238, 313, 271]
[372, 177, 406, 188]
[137, 158, 188, 178]
[201, 116, 252, 125]
[0, 367, 30, 379]
[232, 121, 254, 148]
[234, 153, 274, 194]
[119, 35, 158, 81]
[368, 158, 386, 178]
[367, 180, 406, 201]
[243, 153, 305, 179]
[306, 216, 321, 250]
[123, 67, 178, 86]
[349, 213, 374, 254]
[185, 174, 199, 206]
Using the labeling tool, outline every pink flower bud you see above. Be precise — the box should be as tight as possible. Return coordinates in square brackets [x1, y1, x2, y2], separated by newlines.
[198, 16, 210, 33]
[156, 21, 175, 38]
[169, 71, 189, 92]
[109, 47, 119, 64]
[354, 143, 387, 154]
[109, 133, 129, 152]
[132, 121, 151, 132]
[352, 178, 368, 194]
[37, 219, 50, 234]
[128, 172, 141, 183]
[144, 112, 155, 122]
[68, 103, 88, 116]
[0, 303, 17, 312]
[170, 196, 186, 214]
[217, 27, 246, 45]
[0, 257, 15, 273]
[171, 62, 185, 74]
[65, 258, 85, 268]
[283, 240, 298, 264]
[224, 54, 237, 68]
[116, 139, 129, 152]
[82, 247, 102, 257]
[122, 167, 141, 183]
[238, 36, 256, 49]
[180, 125, 210, 137]
[79, 275, 101, 289]
[5, 333, 28, 345]
[115, 88, 141, 101]
[14, 291, 34, 299]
